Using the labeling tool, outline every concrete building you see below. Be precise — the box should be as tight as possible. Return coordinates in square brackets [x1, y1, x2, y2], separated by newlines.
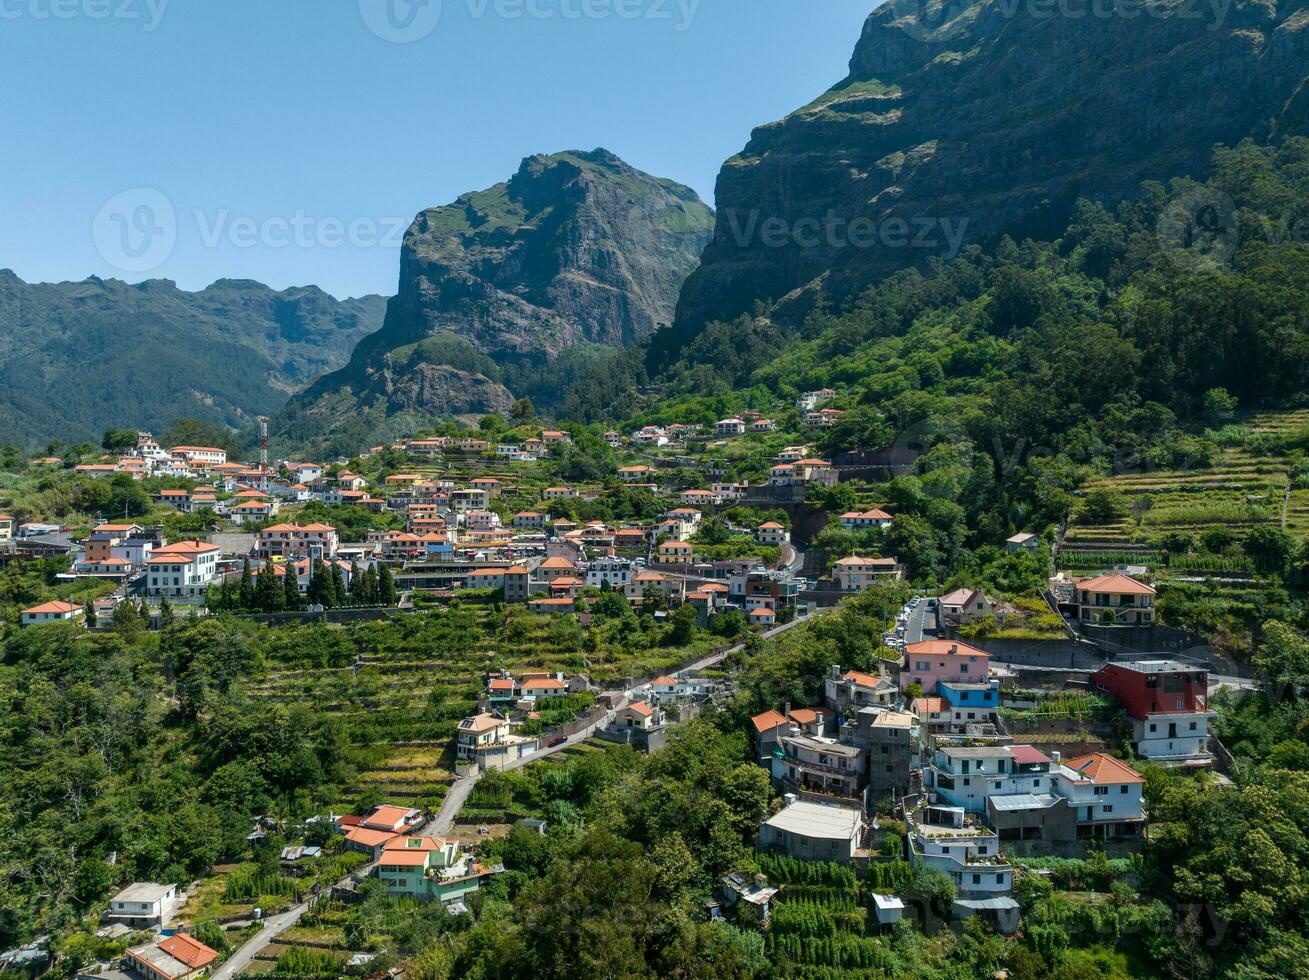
[1074, 573, 1156, 625]
[107, 882, 179, 929]
[758, 799, 864, 864]
[1092, 659, 1214, 765]
[125, 933, 218, 980]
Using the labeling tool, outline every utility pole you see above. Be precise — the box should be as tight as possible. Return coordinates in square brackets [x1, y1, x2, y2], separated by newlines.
[257, 416, 269, 469]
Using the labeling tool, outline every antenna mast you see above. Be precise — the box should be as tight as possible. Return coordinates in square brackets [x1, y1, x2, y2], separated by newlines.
[257, 416, 269, 469]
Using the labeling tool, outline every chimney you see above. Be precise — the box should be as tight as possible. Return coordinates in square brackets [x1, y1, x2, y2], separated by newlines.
[831, 664, 841, 679]
[1051, 751, 1061, 764]
[950, 644, 958, 654]
[755, 873, 768, 889]
[783, 793, 797, 807]
[784, 701, 791, 717]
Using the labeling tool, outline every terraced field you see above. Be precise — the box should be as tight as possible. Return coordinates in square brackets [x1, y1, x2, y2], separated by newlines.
[241, 604, 713, 812]
[1060, 410, 1307, 581]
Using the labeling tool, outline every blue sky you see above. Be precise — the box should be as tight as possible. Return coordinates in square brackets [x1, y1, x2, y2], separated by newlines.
[0, 0, 873, 298]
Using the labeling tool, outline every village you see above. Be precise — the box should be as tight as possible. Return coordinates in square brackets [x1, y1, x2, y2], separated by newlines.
[0, 396, 1253, 980]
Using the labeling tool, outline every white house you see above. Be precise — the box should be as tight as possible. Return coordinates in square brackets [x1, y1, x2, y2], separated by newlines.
[716, 418, 747, 437]
[1051, 752, 1147, 839]
[146, 541, 221, 597]
[256, 523, 340, 559]
[756, 521, 790, 546]
[170, 446, 227, 467]
[758, 799, 864, 864]
[834, 556, 902, 591]
[108, 882, 179, 929]
[586, 556, 635, 589]
[20, 600, 84, 627]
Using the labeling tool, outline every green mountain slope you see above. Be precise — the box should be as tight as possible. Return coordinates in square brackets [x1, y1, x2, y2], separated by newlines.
[275, 149, 714, 455]
[653, 0, 1309, 364]
[0, 273, 386, 447]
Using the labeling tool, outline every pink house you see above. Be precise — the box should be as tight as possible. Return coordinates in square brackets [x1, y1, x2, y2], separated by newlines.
[900, 640, 991, 693]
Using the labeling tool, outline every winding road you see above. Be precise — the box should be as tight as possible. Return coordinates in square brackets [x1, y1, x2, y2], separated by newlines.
[210, 902, 308, 980]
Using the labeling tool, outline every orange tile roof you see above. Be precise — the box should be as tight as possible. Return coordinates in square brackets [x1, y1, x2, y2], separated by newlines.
[22, 600, 82, 615]
[365, 804, 414, 828]
[787, 707, 830, 724]
[1064, 752, 1144, 784]
[905, 639, 991, 659]
[842, 669, 883, 688]
[157, 934, 219, 970]
[1075, 573, 1156, 596]
[345, 827, 398, 848]
[912, 697, 947, 715]
[522, 677, 566, 690]
[378, 848, 432, 867]
[751, 709, 789, 733]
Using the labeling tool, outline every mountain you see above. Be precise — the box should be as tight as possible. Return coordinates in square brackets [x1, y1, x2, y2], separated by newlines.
[275, 149, 714, 454]
[656, 0, 1309, 360]
[0, 272, 386, 448]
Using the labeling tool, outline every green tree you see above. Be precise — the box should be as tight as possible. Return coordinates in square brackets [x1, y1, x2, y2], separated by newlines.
[256, 563, 283, 612]
[283, 567, 304, 610]
[378, 563, 398, 606]
[238, 558, 255, 610]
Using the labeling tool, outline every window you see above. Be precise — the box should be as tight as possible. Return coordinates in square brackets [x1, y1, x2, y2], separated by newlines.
[996, 873, 1004, 884]
[972, 874, 981, 884]
[1120, 785, 1129, 794]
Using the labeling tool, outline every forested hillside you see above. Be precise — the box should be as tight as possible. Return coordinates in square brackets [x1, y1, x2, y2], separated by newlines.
[0, 275, 386, 447]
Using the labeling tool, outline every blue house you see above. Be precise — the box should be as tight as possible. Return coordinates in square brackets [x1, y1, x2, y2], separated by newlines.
[938, 679, 1000, 713]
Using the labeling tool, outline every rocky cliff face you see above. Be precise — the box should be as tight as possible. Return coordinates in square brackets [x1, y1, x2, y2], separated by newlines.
[665, 0, 1309, 346]
[0, 272, 385, 446]
[279, 149, 713, 450]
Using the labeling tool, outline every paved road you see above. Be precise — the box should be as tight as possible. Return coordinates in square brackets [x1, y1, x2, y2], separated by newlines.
[903, 599, 937, 645]
[211, 902, 308, 980]
[419, 610, 826, 838]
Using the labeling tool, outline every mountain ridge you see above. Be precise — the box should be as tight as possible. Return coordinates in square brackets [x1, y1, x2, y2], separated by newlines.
[654, 0, 1309, 362]
[274, 148, 715, 454]
[0, 272, 387, 448]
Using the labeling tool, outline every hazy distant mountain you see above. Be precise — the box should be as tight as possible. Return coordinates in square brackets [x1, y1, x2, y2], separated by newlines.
[0, 272, 386, 448]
